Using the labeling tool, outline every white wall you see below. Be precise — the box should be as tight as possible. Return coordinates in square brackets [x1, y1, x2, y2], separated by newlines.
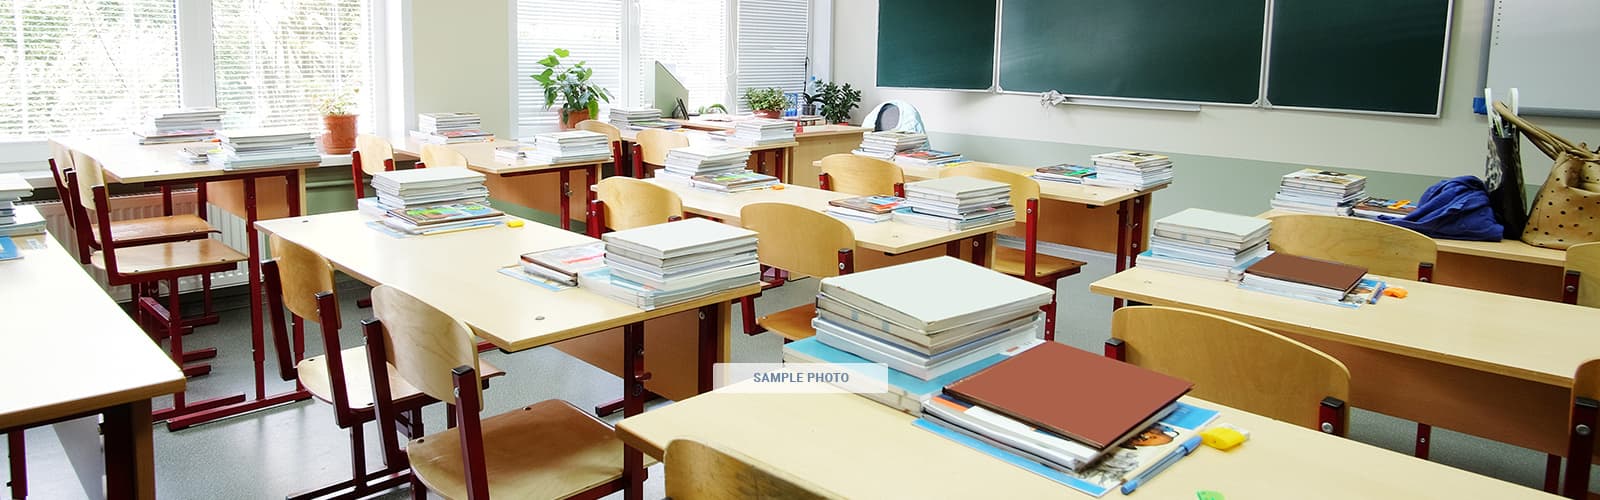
[831, 0, 1600, 181]
[409, 0, 515, 137]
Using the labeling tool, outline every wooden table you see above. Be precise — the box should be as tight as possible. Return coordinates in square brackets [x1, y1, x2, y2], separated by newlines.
[668, 119, 867, 187]
[1091, 267, 1600, 469]
[617, 388, 1553, 499]
[394, 138, 609, 232]
[0, 232, 187, 499]
[618, 127, 799, 183]
[51, 136, 317, 430]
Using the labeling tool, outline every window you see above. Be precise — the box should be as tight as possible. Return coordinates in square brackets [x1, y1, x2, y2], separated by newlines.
[635, 0, 727, 112]
[515, 0, 622, 137]
[734, 0, 809, 114]
[212, 0, 374, 130]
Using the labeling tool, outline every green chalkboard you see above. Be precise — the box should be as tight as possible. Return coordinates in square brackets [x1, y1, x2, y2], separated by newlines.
[1267, 0, 1450, 115]
[876, 0, 996, 90]
[997, 0, 1265, 104]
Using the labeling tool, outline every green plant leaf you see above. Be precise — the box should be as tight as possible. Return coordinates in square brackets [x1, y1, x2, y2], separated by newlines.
[538, 55, 557, 67]
[554, 48, 570, 58]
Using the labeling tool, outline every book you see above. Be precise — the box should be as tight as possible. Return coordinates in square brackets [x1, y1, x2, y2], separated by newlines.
[0, 236, 18, 261]
[812, 313, 1041, 381]
[688, 171, 779, 192]
[827, 195, 905, 215]
[601, 217, 757, 260]
[1153, 208, 1270, 245]
[388, 202, 503, 227]
[520, 242, 606, 286]
[903, 176, 1010, 201]
[814, 296, 1043, 355]
[943, 342, 1192, 449]
[1033, 164, 1096, 184]
[782, 336, 1034, 415]
[817, 256, 1053, 333]
[1241, 252, 1366, 295]
[1352, 197, 1417, 219]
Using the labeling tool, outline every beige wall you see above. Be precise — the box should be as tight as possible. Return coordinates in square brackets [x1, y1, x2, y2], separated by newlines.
[409, 0, 514, 136]
[831, 0, 1600, 182]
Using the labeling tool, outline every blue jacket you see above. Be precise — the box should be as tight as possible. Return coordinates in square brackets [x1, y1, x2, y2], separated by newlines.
[1382, 176, 1504, 241]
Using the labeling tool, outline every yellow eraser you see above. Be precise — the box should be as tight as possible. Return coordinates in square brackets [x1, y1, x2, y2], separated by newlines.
[506, 220, 525, 228]
[1200, 425, 1249, 451]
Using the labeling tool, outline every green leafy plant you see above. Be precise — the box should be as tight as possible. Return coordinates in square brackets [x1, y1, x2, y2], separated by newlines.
[811, 81, 862, 124]
[743, 87, 789, 113]
[699, 103, 729, 115]
[531, 48, 612, 123]
[316, 87, 360, 116]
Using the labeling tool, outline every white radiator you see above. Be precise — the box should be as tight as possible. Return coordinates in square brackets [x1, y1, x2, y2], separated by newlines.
[36, 191, 252, 302]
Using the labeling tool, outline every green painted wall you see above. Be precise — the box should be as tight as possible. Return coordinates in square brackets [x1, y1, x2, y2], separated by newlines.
[302, 163, 588, 232]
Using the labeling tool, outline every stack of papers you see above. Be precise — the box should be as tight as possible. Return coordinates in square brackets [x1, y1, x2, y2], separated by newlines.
[1138, 208, 1271, 281]
[657, 145, 752, 182]
[504, 130, 611, 164]
[368, 166, 489, 210]
[687, 171, 779, 193]
[893, 177, 1015, 231]
[210, 128, 319, 170]
[1086, 151, 1173, 191]
[609, 107, 677, 130]
[136, 108, 225, 144]
[725, 118, 795, 147]
[1270, 168, 1367, 216]
[581, 218, 759, 310]
[855, 131, 927, 159]
[519, 242, 607, 287]
[0, 174, 44, 237]
[1352, 197, 1417, 220]
[893, 149, 966, 167]
[826, 195, 905, 223]
[411, 112, 493, 144]
[1032, 164, 1096, 184]
[379, 202, 504, 236]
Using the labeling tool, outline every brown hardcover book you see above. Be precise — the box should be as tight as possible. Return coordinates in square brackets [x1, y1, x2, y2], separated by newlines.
[942, 342, 1192, 449]
[1243, 253, 1367, 292]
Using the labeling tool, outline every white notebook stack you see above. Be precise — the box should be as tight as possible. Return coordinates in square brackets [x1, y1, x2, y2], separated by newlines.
[1086, 151, 1173, 191]
[1138, 208, 1272, 281]
[1270, 168, 1367, 216]
[609, 107, 676, 130]
[892, 177, 1016, 231]
[809, 256, 1051, 381]
[581, 218, 760, 310]
[0, 173, 43, 236]
[725, 118, 796, 147]
[210, 128, 320, 170]
[367, 166, 489, 211]
[411, 112, 493, 144]
[508, 130, 612, 164]
[855, 131, 928, 160]
[136, 108, 225, 144]
[657, 145, 752, 182]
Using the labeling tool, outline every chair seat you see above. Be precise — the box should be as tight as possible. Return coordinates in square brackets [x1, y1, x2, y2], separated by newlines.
[90, 239, 247, 276]
[757, 303, 817, 342]
[407, 400, 629, 500]
[990, 247, 1086, 281]
[92, 215, 217, 246]
[297, 347, 505, 411]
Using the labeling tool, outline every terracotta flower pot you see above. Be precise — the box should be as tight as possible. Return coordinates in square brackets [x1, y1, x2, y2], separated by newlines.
[561, 108, 591, 130]
[321, 114, 358, 154]
[753, 109, 782, 119]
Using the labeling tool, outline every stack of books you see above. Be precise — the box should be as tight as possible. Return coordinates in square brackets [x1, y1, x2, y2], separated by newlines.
[0, 173, 44, 237]
[519, 242, 607, 287]
[657, 145, 752, 182]
[411, 112, 493, 144]
[1032, 164, 1096, 184]
[893, 148, 966, 167]
[1239, 253, 1378, 307]
[209, 128, 320, 170]
[1086, 151, 1173, 191]
[825, 195, 905, 223]
[855, 131, 927, 159]
[367, 167, 490, 211]
[725, 118, 796, 147]
[1270, 168, 1367, 216]
[688, 171, 779, 193]
[893, 177, 1015, 231]
[1138, 208, 1271, 281]
[500, 130, 611, 164]
[135, 108, 225, 144]
[379, 202, 505, 236]
[609, 107, 677, 130]
[581, 218, 759, 310]
[1352, 197, 1417, 220]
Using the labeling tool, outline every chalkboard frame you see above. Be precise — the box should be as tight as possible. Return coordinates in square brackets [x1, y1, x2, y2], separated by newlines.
[1261, 0, 1453, 118]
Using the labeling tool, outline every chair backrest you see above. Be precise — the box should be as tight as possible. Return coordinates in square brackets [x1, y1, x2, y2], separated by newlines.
[420, 144, 468, 168]
[68, 149, 105, 213]
[369, 285, 482, 405]
[819, 154, 903, 196]
[1564, 242, 1600, 307]
[665, 439, 842, 500]
[1565, 359, 1600, 498]
[354, 134, 395, 175]
[740, 202, 855, 278]
[267, 235, 338, 323]
[938, 164, 1038, 223]
[47, 142, 74, 209]
[1111, 306, 1351, 434]
[593, 177, 683, 231]
[576, 119, 622, 144]
[1267, 214, 1437, 279]
[636, 129, 689, 166]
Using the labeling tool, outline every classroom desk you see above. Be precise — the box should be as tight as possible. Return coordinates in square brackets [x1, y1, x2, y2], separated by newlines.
[618, 127, 799, 183]
[1, 232, 187, 499]
[1260, 209, 1568, 301]
[667, 119, 868, 188]
[51, 136, 317, 430]
[1090, 267, 1600, 465]
[394, 138, 609, 232]
[617, 388, 1552, 499]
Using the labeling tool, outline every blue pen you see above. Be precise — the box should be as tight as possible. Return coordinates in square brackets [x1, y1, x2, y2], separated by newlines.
[1121, 435, 1203, 494]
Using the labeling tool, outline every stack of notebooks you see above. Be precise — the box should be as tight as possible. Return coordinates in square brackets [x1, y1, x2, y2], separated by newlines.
[209, 128, 320, 170]
[519, 242, 606, 287]
[1032, 164, 1096, 184]
[825, 195, 905, 223]
[367, 166, 490, 211]
[893, 148, 967, 168]
[379, 202, 505, 236]
[0, 173, 44, 237]
[854, 131, 927, 160]
[1138, 208, 1271, 282]
[411, 112, 494, 144]
[893, 177, 1015, 231]
[1087, 151, 1173, 191]
[1352, 197, 1417, 220]
[725, 118, 796, 147]
[1239, 252, 1379, 307]
[580, 218, 759, 310]
[657, 145, 752, 182]
[135, 108, 225, 144]
[609, 107, 677, 130]
[499, 130, 611, 164]
[1270, 168, 1367, 216]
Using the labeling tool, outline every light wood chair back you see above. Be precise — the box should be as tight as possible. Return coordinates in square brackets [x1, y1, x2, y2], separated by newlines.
[665, 439, 842, 500]
[740, 202, 855, 278]
[266, 235, 337, 323]
[68, 149, 105, 212]
[47, 142, 75, 204]
[1564, 358, 1600, 498]
[576, 119, 622, 144]
[819, 154, 903, 196]
[636, 129, 689, 166]
[420, 144, 468, 168]
[593, 177, 683, 231]
[938, 164, 1039, 223]
[369, 285, 482, 406]
[1563, 242, 1600, 307]
[1111, 306, 1350, 434]
[354, 135, 396, 175]
[1267, 214, 1437, 279]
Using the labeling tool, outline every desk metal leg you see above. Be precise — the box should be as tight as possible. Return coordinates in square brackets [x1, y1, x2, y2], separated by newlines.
[559, 169, 572, 231]
[1113, 200, 1130, 310]
[775, 148, 787, 184]
[103, 400, 155, 500]
[622, 322, 649, 500]
[1130, 195, 1146, 268]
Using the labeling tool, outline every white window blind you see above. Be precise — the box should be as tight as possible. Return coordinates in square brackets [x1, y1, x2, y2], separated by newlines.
[734, 0, 808, 114]
[515, 0, 622, 136]
[0, 0, 181, 139]
[636, 0, 727, 111]
[211, 0, 374, 131]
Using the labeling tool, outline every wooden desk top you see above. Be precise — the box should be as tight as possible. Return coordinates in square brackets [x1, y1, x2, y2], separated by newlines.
[617, 127, 799, 152]
[394, 138, 608, 176]
[618, 389, 1551, 499]
[256, 211, 759, 352]
[843, 160, 1162, 207]
[52, 136, 321, 184]
[0, 233, 186, 429]
[666, 118, 869, 139]
[642, 178, 1011, 255]
[1258, 209, 1566, 267]
[1091, 267, 1600, 387]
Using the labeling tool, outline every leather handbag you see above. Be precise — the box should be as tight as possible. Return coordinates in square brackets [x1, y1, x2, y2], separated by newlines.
[1497, 103, 1600, 249]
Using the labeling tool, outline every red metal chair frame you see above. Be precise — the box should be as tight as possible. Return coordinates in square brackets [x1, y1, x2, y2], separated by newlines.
[1017, 198, 1080, 341]
[349, 149, 400, 200]
[741, 248, 854, 337]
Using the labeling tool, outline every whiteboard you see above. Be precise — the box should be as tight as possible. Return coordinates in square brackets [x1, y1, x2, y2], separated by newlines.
[1485, 0, 1600, 117]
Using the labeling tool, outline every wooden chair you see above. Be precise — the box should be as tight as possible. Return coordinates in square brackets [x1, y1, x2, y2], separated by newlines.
[419, 144, 469, 168]
[586, 177, 684, 238]
[633, 128, 688, 178]
[1561, 359, 1600, 499]
[576, 119, 624, 177]
[940, 164, 1085, 341]
[1107, 306, 1351, 435]
[664, 439, 842, 500]
[351, 135, 398, 199]
[1267, 214, 1438, 281]
[818, 153, 904, 197]
[362, 285, 627, 500]
[738, 203, 856, 341]
[1561, 242, 1600, 307]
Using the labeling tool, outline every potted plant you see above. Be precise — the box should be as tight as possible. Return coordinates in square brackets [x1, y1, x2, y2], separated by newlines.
[317, 87, 360, 154]
[743, 87, 788, 119]
[532, 48, 612, 129]
[812, 81, 862, 125]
